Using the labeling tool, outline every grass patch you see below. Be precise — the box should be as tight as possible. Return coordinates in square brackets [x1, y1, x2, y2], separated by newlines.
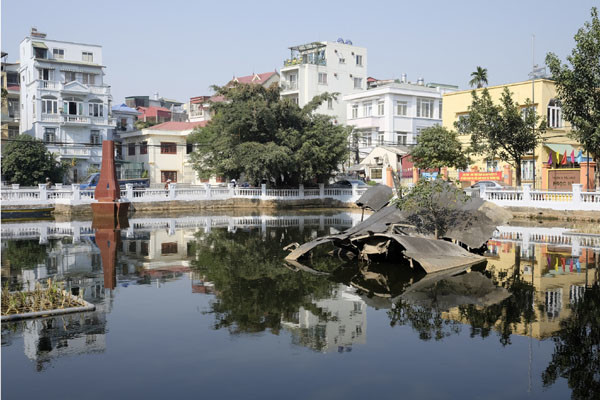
[1, 279, 86, 317]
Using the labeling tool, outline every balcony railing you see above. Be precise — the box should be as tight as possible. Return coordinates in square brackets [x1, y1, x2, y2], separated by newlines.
[35, 80, 110, 95]
[283, 57, 326, 67]
[280, 81, 298, 91]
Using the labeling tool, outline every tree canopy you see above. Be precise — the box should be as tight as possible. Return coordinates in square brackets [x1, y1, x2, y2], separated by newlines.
[410, 125, 469, 171]
[469, 66, 488, 88]
[1, 135, 65, 185]
[455, 87, 546, 186]
[546, 7, 600, 188]
[188, 84, 350, 186]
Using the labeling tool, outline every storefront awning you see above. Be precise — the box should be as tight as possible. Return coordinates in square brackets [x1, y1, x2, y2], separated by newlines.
[544, 143, 579, 154]
[32, 41, 48, 49]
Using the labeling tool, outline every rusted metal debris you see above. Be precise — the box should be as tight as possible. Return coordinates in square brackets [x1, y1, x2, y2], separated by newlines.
[284, 185, 511, 274]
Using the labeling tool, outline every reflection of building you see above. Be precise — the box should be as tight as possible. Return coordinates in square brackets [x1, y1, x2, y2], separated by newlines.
[1, 52, 20, 140]
[444, 227, 599, 339]
[282, 284, 366, 352]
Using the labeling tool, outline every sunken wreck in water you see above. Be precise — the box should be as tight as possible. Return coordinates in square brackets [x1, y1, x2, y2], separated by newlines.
[284, 184, 512, 275]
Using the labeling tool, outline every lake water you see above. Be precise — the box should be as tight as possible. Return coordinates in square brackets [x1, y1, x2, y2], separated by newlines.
[1, 211, 599, 399]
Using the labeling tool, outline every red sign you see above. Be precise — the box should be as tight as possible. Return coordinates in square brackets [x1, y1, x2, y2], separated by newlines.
[458, 171, 503, 182]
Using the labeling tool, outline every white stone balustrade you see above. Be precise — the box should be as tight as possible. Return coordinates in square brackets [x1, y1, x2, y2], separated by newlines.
[1, 184, 369, 207]
[483, 183, 600, 211]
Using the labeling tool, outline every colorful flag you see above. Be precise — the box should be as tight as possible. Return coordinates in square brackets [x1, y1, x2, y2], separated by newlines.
[576, 150, 583, 164]
[555, 257, 559, 271]
[547, 255, 552, 268]
[569, 258, 574, 272]
[547, 153, 553, 166]
[555, 151, 560, 165]
[571, 150, 575, 165]
[561, 150, 568, 165]
[576, 260, 581, 272]
[561, 257, 566, 271]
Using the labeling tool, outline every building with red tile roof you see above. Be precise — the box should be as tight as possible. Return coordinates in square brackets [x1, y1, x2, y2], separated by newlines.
[136, 106, 172, 124]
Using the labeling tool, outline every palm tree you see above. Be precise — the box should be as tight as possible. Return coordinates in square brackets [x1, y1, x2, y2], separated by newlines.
[469, 66, 488, 88]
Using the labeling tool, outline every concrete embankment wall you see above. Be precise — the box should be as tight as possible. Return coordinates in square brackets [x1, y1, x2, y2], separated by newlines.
[3, 198, 360, 217]
[507, 207, 600, 222]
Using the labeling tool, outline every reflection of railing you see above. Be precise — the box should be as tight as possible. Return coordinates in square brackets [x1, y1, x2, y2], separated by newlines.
[1, 183, 368, 206]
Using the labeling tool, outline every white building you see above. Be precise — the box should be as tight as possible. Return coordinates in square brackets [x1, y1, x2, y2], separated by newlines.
[18, 29, 114, 182]
[279, 39, 367, 124]
[119, 121, 210, 185]
[343, 78, 457, 161]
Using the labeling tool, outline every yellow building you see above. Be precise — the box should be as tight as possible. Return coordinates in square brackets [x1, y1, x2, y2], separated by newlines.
[442, 79, 595, 190]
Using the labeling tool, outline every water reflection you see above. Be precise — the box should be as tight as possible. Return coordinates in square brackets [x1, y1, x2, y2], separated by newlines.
[1, 213, 599, 397]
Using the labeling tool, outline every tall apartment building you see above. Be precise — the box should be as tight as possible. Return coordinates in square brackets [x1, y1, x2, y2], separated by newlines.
[19, 29, 114, 182]
[1, 52, 20, 140]
[344, 77, 457, 160]
[279, 39, 367, 124]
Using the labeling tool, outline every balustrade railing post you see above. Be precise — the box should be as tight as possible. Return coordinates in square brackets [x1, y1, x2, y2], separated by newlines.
[228, 183, 235, 198]
[572, 184, 582, 204]
[319, 183, 325, 199]
[480, 183, 487, 199]
[351, 183, 358, 198]
[71, 184, 81, 201]
[168, 183, 177, 199]
[522, 184, 531, 203]
[125, 183, 134, 200]
[261, 184, 267, 200]
[299, 184, 304, 198]
[205, 183, 212, 199]
[38, 184, 48, 201]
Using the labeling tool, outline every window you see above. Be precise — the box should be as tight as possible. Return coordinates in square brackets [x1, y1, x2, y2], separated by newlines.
[64, 71, 77, 82]
[82, 52, 93, 62]
[396, 132, 408, 145]
[161, 170, 177, 182]
[486, 160, 500, 172]
[140, 141, 148, 155]
[88, 103, 104, 117]
[438, 100, 443, 119]
[396, 101, 407, 116]
[38, 68, 52, 81]
[318, 72, 327, 85]
[415, 127, 425, 144]
[351, 104, 358, 119]
[141, 242, 149, 256]
[128, 143, 136, 156]
[128, 241, 137, 254]
[521, 160, 534, 181]
[416, 98, 434, 118]
[339, 57, 345, 64]
[360, 131, 372, 147]
[186, 143, 194, 154]
[521, 106, 535, 120]
[377, 132, 384, 145]
[8, 127, 19, 138]
[327, 98, 333, 110]
[161, 142, 177, 154]
[371, 168, 382, 179]
[44, 128, 56, 143]
[363, 101, 372, 117]
[161, 242, 178, 255]
[41, 98, 57, 114]
[34, 47, 47, 59]
[64, 99, 84, 115]
[356, 55, 363, 66]
[377, 100, 385, 116]
[90, 130, 101, 144]
[82, 73, 95, 85]
[52, 48, 64, 59]
[547, 99, 563, 128]
[353, 77, 362, 89]
[7, 99, 18, 118]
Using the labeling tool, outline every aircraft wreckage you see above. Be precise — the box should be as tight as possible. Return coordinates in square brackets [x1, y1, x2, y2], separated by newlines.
[284, 184, 512, 274]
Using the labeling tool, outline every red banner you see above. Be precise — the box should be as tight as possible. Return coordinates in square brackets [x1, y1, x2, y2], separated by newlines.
[458, 171, 503, 182]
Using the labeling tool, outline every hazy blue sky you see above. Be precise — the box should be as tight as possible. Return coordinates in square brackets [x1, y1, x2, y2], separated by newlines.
[2, 0, 597, 104]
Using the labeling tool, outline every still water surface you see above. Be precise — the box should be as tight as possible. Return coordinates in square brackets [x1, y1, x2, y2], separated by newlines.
[1, 211, 599, 399]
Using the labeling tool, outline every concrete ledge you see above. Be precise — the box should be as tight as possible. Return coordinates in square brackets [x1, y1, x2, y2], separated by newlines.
[3, 198, 360, 216]
[507, 207, 600, 222]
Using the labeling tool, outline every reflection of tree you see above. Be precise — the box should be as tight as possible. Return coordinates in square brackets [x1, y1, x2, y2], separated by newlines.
[458, 264, 536, 345]
[190, 228, 336, 334]
[1, 240, 48, 271]
[542, 284, 600, 400]
[388, 299, 462, 341]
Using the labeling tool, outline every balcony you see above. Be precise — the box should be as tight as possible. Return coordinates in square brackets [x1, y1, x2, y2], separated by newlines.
[35, 80, 110, 95]
[283, 57, 326, 68]
[63, 115, 91, 125]
[280, 81, 298, 92]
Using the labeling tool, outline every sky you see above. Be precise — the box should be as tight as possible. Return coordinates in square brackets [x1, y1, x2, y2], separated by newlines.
[2, 0, 597, 105]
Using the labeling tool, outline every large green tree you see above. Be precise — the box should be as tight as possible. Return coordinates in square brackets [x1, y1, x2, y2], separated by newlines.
[188, 83, 350, 186]
[1, 135, 65, 185]
[469, 66, 488, 88]
[546, 7, 600, 188]
[455, 87, 546, 186]
[410, 125, 469, 171]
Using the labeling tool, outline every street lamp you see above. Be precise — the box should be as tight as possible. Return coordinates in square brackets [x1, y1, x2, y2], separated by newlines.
[528, 62, 546, 190]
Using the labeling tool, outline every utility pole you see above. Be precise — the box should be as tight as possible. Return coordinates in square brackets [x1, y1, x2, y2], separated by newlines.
[531, 35, 536, 190]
